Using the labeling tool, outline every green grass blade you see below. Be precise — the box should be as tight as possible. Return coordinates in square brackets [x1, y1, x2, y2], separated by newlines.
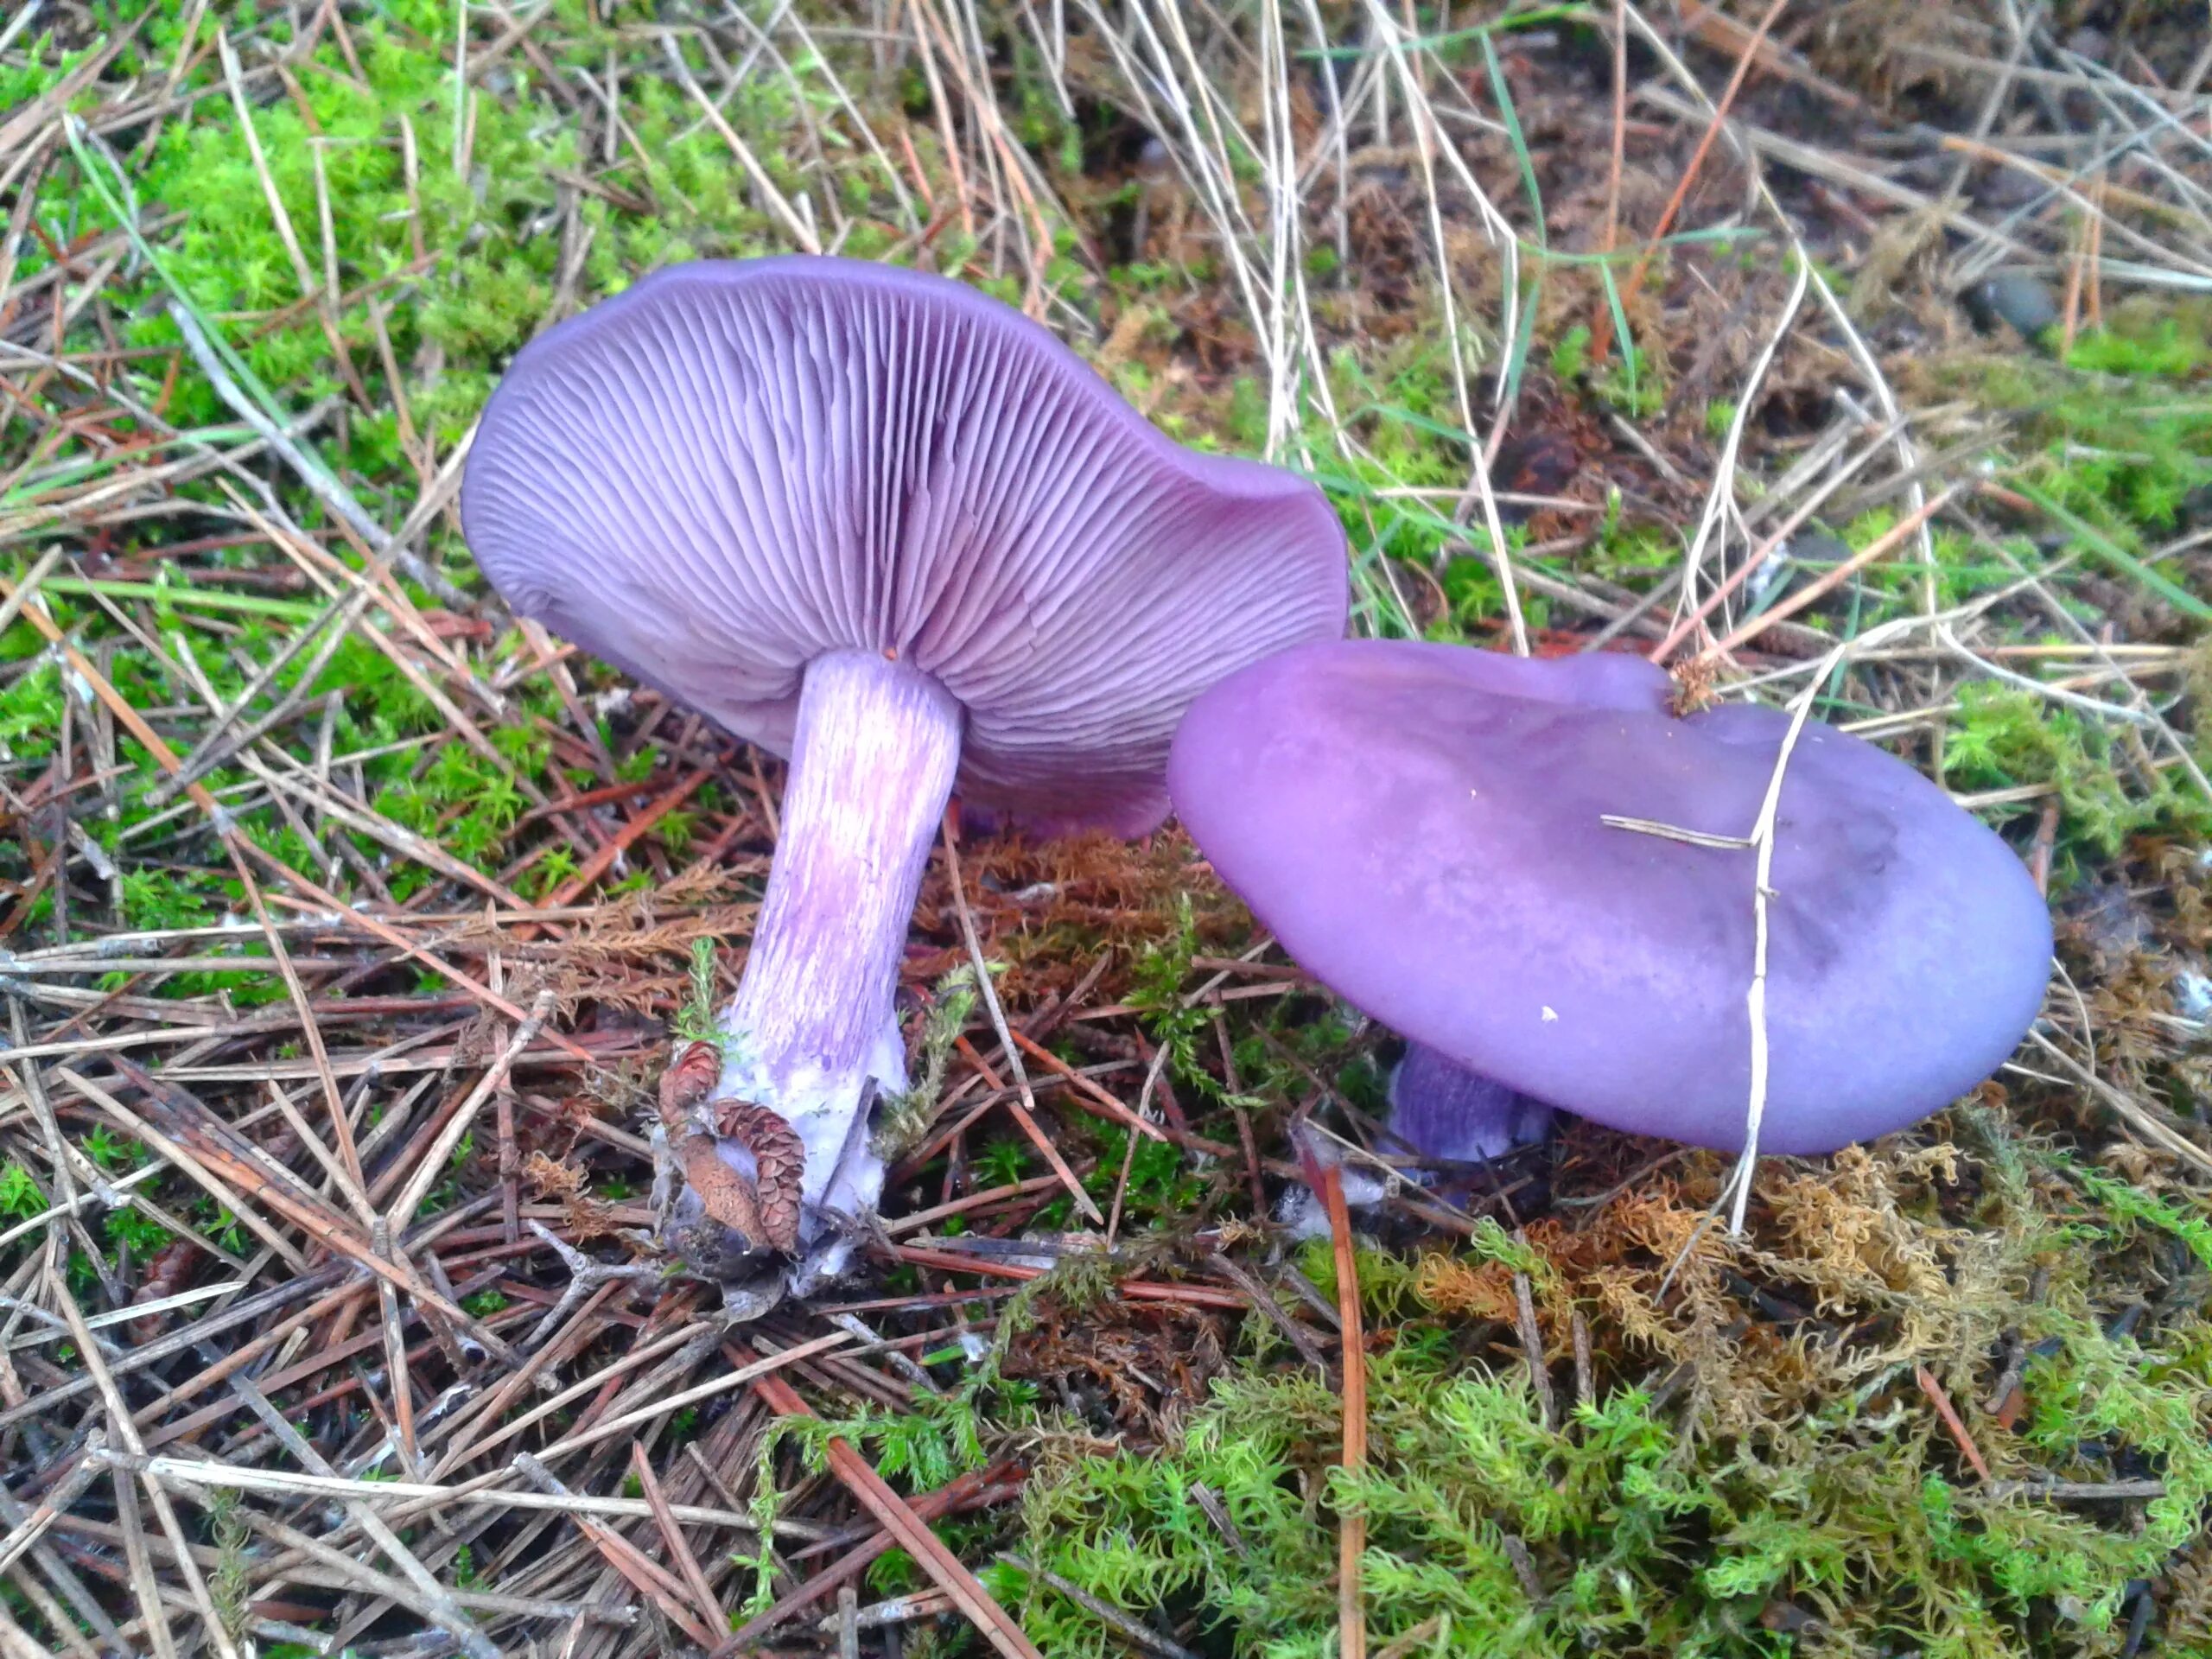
[2014, 480, 2212, 621]
[39, 579, 324, 622]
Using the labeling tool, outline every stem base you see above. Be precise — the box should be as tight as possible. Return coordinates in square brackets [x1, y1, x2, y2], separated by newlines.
[690, 650, 964, 1299]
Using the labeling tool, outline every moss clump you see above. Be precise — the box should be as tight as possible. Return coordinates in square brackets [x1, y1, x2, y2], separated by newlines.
[1943, 680, 2211, 874]
[1014, 1140, 2210, 1659]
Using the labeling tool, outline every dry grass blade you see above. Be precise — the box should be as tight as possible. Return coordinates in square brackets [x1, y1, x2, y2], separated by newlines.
[729, 1460, 1025, 1645]
[211, 1355, 500, 1659]
[1513, 1255, 1556, 1433]
[513, 1452, 721, 1649]
[628, 1441, 725, 1637]
[59, 1066, 310, 1272]
[743, 1359, 1046, 1659]
[48, 1269, 239, 1659]
[90, 1058, 521, 1363]
[0, 1432, 105, 1579]
[2021, 1033, 2212, 1175]
[891, 1243, 1247, 1310]
[385, 989, 555, 1232]
[1592, 0, 1789, 368]
[1689, 486, 1967, 665]
[942, 816, 1103, 1225]
[89, 1448, 772, 1531]
[1006, 1027, 1166, 1143]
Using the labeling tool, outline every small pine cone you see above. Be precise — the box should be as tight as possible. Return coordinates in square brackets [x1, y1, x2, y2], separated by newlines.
[128, 1239, 203, 1346]
[678, 1143, 770, 1251]
[658, 1040, 722, 1134]
[712, 1101, 806, 1255]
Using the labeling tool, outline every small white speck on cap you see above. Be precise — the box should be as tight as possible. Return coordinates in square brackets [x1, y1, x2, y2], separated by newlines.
[1541, 1006, 1558, 1022]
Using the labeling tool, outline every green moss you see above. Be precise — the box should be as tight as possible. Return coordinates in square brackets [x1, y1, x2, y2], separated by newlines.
[2064, 315, 2206, 383]
[0, 664, 64, 765]
[2057, 1158, 2212, 1274]
[1084, 1122, 1203, 1218]
[0, 1166, 43, 1221]
[119, 868, 216, 932]
[1942, 681, 2209, 872]
[1018, 1305, 2207, 1659]
[975, 1137, 1034, 1189]
[1593, 342, 1667, 420]
[1549, 324, 1592, 382]
[104, 1205, 173, 1259]
[671, 938, 722, 1046]
[1909, 331, 2210, 556]
[80, 1126, 139, 1173]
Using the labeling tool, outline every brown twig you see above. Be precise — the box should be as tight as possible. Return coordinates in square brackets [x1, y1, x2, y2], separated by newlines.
[1591, 0, 1789, 368]
[728, 1461, 1024, 1644]
[888, 1243, 1246, 1311]
[737, 1357, 1045, 1659]
[628, 1443, 726, 1638]
[1306, 1144, 1366, 1659]
[940, 816, 1103, 1224]
[512, 1452, 722, 1649]
[1916, 1365, 1993, 1483]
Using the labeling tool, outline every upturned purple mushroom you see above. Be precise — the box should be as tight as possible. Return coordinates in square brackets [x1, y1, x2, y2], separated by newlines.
[1166, 639, 2052, 1172]
[461, 257, 1348, 1291]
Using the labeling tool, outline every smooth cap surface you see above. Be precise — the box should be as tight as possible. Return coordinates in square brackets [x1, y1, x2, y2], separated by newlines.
[1166, 639, 2054, 1154]
[461, 256, 1349, 836]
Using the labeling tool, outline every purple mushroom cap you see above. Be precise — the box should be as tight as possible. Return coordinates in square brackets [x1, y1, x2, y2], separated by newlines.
[461, 256, 1347, 1296]
[1166, 639, 2053, 1157]
[461, 255, 1347, 839]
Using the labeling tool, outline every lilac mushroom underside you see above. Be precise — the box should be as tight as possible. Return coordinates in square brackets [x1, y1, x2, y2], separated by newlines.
[1166, 639, 2054, 1172]
[462, 257, 1349, 1290]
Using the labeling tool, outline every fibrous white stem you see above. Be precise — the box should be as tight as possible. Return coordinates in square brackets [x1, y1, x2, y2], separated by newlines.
[719, 649, 963, 1285]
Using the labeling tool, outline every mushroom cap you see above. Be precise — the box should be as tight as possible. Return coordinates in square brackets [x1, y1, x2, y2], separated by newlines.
[461, 256, 1349, 836]
[1166, 639, 2053, 1154]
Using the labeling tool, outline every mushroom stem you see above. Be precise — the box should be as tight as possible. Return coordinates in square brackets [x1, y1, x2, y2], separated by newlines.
[1281, 1045, 1552, 1241]
[1387, 1044, 1555, 1166]
[718, 649, 964, 1272]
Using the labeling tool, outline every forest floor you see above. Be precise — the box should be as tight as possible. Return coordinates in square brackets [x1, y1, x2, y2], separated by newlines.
[2, 2, 2210, 1656]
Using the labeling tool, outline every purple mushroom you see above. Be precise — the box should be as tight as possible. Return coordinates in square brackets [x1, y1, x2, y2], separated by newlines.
[461, 257, 1348, 1291]
[1166, 639, 2053, 1175]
